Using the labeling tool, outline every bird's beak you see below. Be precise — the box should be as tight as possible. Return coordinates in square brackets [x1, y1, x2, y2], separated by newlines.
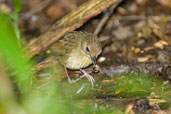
[91, 56, 96, 65]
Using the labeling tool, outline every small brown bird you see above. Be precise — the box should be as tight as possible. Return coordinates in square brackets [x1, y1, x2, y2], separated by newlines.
[50, 31, 102, 86]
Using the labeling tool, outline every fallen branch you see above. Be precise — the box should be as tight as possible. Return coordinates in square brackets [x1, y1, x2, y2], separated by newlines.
[25, 0, 123, 57]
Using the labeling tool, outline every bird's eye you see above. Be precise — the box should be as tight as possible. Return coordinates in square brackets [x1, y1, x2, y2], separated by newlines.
[86, 47, 90, 52]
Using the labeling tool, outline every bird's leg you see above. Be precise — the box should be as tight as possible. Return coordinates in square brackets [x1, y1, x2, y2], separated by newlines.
[80, 69, 95, 87]
[64, 68, 82, 83]
[64, 67, 72, 83]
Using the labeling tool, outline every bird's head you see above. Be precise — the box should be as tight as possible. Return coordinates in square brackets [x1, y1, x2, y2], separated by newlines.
[81, 34, 102, 65]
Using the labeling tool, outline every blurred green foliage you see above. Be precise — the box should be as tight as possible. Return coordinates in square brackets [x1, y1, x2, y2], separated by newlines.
[12, 0, 22, 12]
[0, 13, 35, 91]
[0, 0, 35, 91]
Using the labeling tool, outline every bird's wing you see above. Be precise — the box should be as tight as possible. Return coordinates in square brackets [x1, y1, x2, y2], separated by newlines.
[50, 41, 65, 56]
[50, 32, 77, 57]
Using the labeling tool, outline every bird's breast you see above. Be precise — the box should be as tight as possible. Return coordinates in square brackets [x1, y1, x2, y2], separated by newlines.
[65, 50, 92, 70]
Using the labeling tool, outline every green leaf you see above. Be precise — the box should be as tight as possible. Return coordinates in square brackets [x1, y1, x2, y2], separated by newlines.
[12, 0, 22, 12]
[0, 13, 35, 91]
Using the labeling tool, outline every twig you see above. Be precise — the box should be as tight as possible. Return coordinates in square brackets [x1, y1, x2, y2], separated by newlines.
[34, 56, 55, 71]
[94, 2, 121, 35]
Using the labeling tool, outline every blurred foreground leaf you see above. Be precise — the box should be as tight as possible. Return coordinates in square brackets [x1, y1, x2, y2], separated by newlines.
[0, 13, 35, 91]
[12, 0, 22, 12]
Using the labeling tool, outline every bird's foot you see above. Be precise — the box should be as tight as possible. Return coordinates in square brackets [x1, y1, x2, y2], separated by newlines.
[67, 77, 82, 83]
[80, 69, 95, 87]
[64, 68, 95, 87]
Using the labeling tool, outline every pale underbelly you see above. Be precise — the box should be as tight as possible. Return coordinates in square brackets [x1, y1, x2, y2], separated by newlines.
[65, 55, 92, 70]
